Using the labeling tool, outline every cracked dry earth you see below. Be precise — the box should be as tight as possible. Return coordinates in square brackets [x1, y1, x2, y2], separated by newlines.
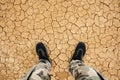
[0, 0, 120, 80]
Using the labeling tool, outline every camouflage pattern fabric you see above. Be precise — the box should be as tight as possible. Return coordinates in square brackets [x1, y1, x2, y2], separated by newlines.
[69, 60, 107, 80]
[21, 59, 51, 80]
[21, 59, 107, 80]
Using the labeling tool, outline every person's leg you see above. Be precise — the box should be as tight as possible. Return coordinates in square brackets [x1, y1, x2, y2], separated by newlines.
[29, 59, 51, 80]
[69, 42, 102, 80]
[69, 60, 101, 80]
[21, 42, 52, 80]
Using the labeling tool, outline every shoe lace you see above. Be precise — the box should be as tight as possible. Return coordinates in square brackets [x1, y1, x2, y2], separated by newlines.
[76, 49, 83, 58]
[38, 49, 46, 58]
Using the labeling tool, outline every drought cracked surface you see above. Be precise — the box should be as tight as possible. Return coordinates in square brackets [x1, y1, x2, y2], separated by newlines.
[0, 0, 120, 80]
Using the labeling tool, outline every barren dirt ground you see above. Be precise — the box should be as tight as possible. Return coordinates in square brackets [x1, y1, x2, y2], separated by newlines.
[0, 0, 120, 80]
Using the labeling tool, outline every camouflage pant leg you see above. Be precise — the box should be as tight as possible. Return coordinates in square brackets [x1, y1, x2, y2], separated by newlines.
[22, 59, 51, 80]
[69, 60, 101, 80]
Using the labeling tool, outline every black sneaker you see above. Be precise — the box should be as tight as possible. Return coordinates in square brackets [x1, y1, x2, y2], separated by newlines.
[36, 42, 51, 63]
[71, 42, 86, 61]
